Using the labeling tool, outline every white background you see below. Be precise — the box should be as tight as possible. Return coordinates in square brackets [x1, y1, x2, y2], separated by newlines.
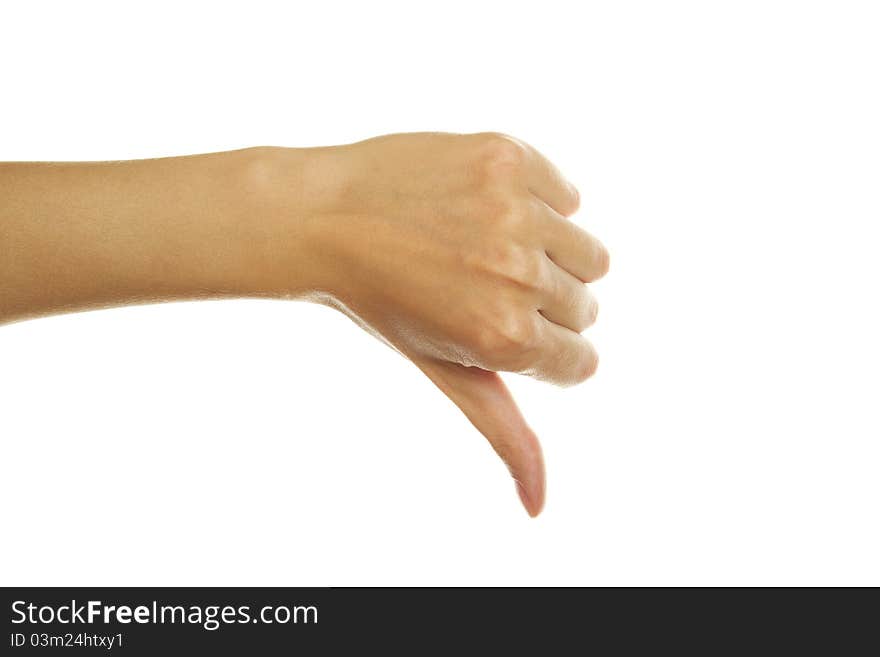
[1, 0, 878, 586]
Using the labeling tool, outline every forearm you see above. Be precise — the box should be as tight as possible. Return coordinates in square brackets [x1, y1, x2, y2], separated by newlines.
[0, 147, 327, 324]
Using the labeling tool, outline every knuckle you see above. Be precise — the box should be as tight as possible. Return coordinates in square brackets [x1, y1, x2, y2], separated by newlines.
[479, 194, 531, 232]
[481, 244, 516, 275]
[504, 251, 545, 290]
[547, 276, 597, 332]
[553, 182, 580, 218]
[546, 341, 598, 387]
[499, 313, 537, 352]
[583, 296, 599, 329]
[476, 132, 527, 172]
[497, 202, 529, 232]
[471, 312, 537, 369]
[593, 244, 611, 279]
[481, 195, 518, 224]
[576, 288, 599, 331]
[469, 327, 507, 368]
[462, 240, 510, 274]
[469, 242, 543, 292]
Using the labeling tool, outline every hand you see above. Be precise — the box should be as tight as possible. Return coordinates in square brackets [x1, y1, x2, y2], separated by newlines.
[0, 133, 608, 517]
[287, 133, 610, 516]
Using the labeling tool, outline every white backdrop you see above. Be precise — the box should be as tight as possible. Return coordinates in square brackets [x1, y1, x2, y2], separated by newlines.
[1, 0, 878, 586]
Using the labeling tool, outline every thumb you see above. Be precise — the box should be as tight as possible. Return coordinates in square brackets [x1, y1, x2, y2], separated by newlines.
[414, 357, 546, 517]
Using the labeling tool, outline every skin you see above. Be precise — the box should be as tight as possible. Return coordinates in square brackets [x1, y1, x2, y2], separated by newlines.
[0, 132, 609, 516]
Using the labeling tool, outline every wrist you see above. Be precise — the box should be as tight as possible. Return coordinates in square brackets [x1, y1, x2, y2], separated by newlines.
[230, 145, 347, 300]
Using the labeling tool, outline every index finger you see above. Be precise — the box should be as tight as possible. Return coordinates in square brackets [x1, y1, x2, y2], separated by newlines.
[513, 137, 580, 217]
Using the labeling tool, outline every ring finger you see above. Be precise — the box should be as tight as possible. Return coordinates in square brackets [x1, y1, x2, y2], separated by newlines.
[538, 259, 598, 333]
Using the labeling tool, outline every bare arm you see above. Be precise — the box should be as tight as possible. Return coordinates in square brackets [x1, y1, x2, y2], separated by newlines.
[0, 133, 609, 516]
[0, 148, 325, 318]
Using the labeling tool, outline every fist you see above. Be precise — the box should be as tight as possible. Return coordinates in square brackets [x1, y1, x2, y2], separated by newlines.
[301, 132, 610, 515]
[316, 132, 609, 383]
